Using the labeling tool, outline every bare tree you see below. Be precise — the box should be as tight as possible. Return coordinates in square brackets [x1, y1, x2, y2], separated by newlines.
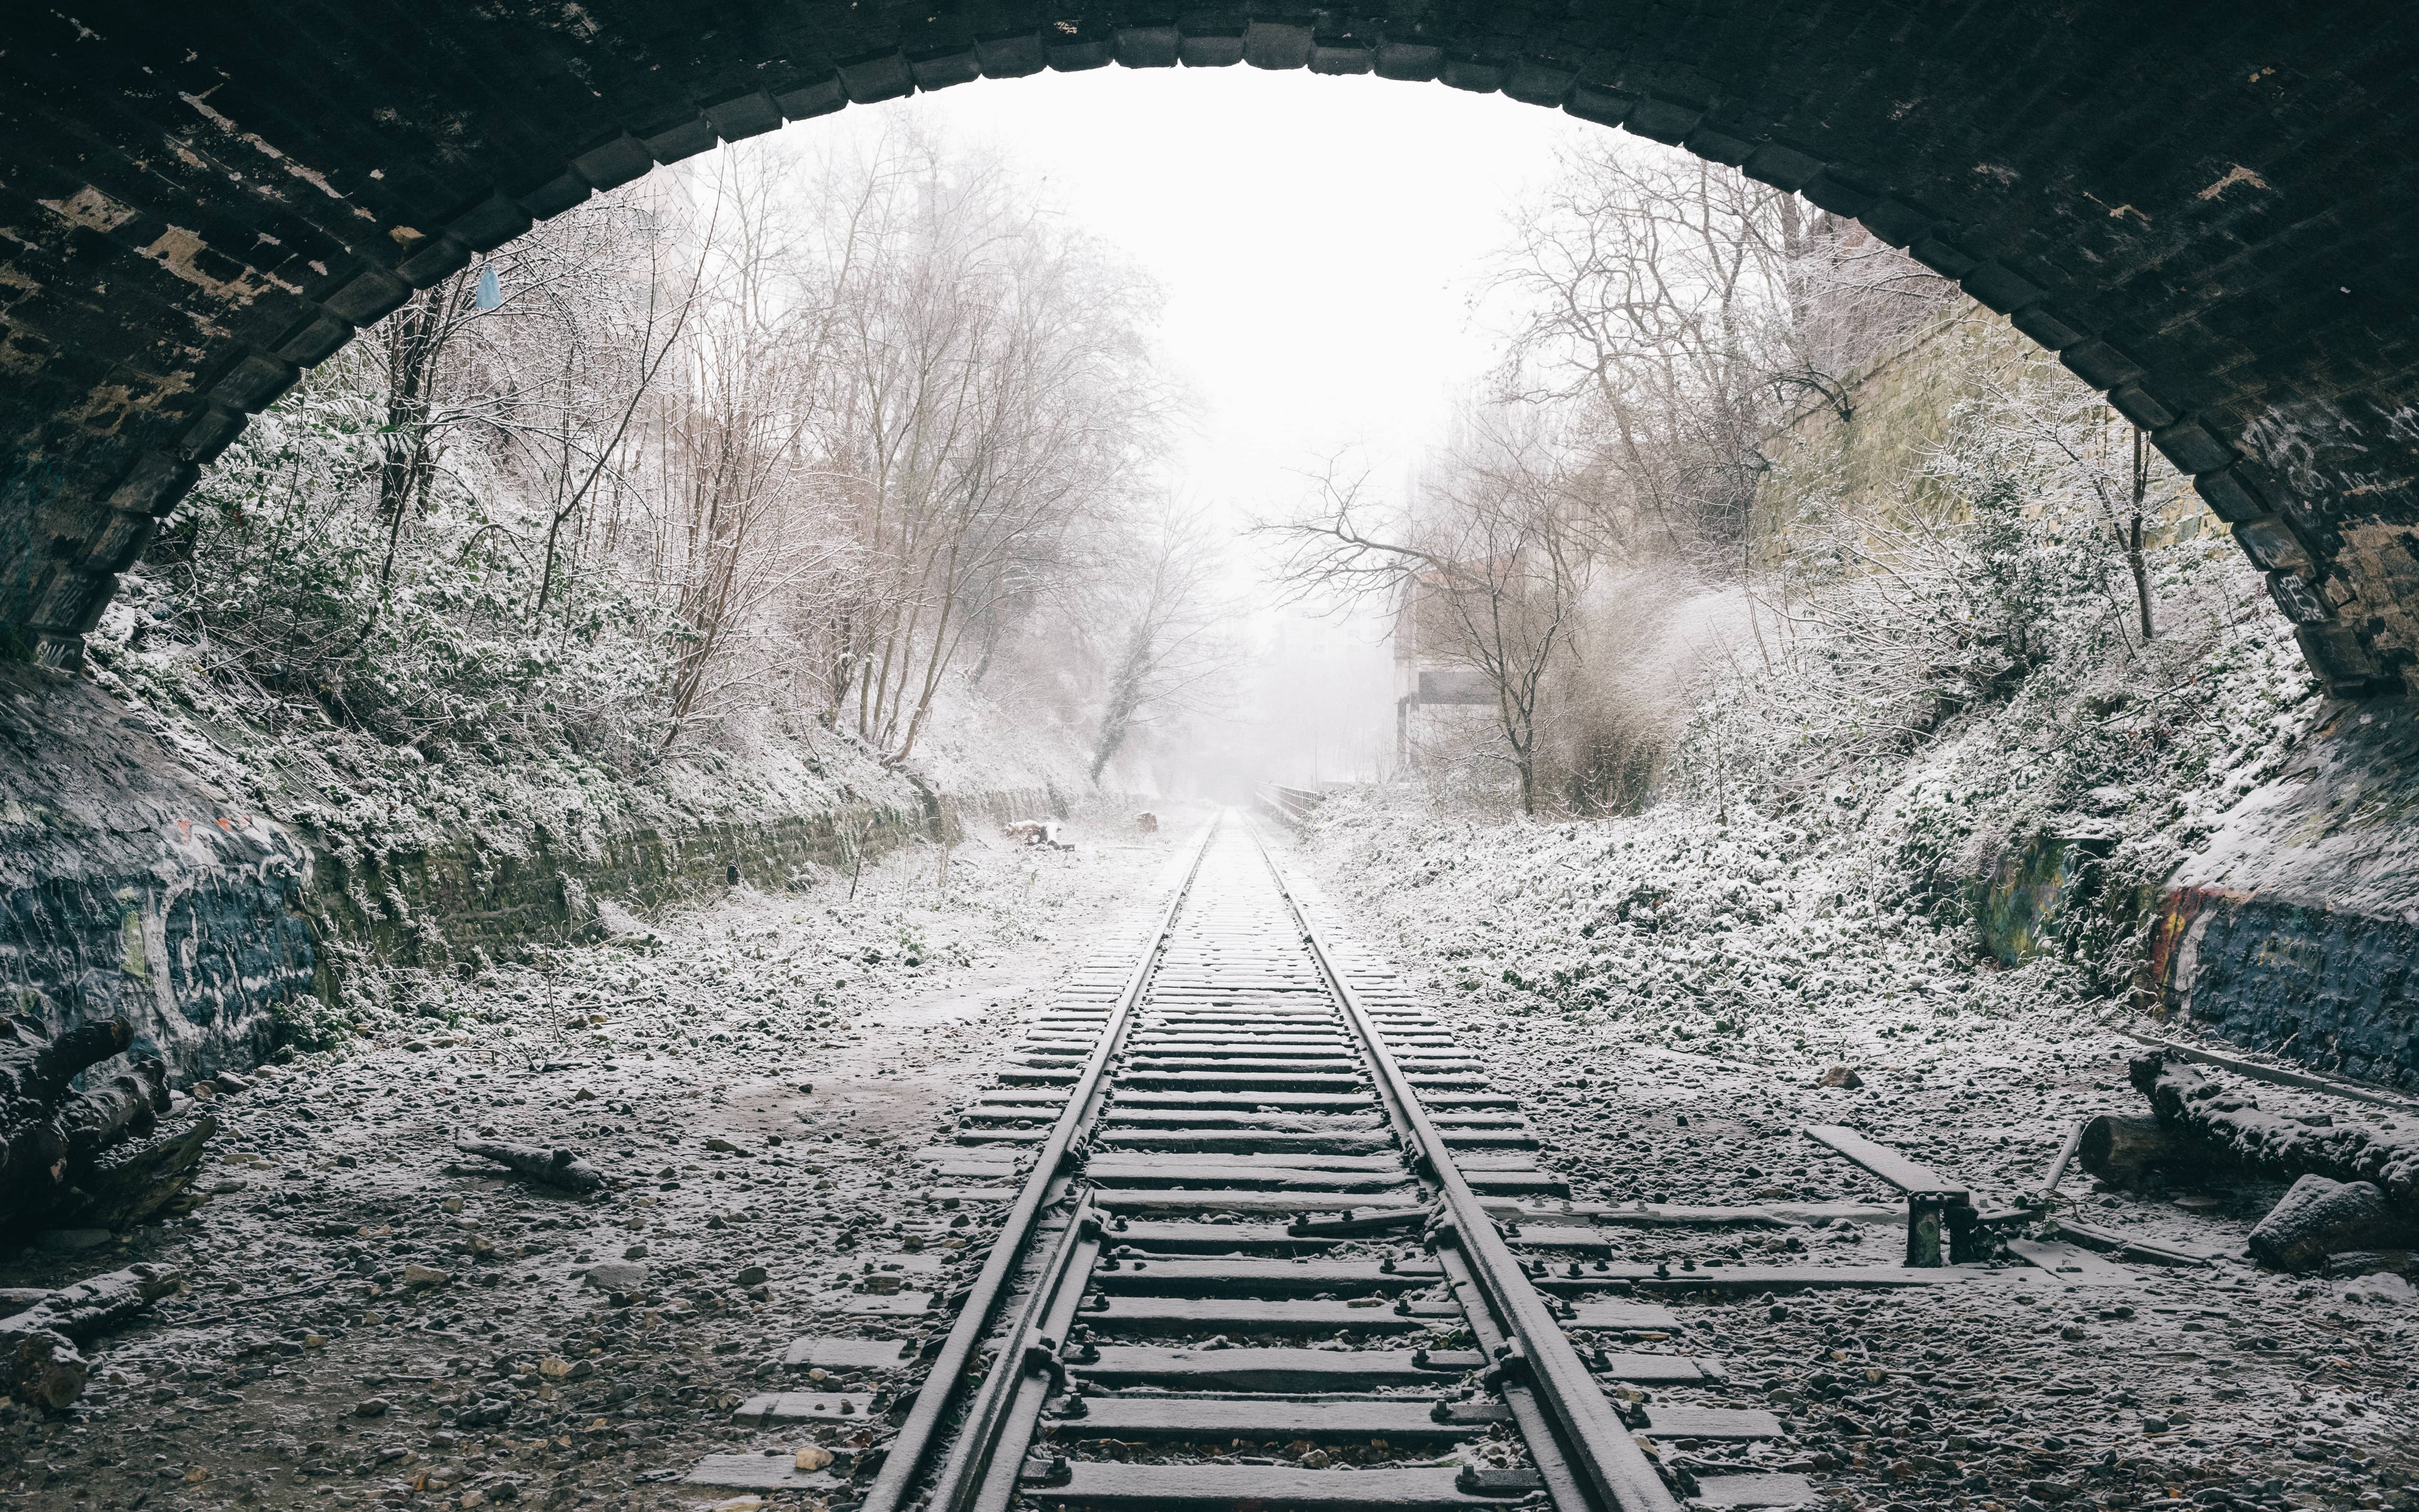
[1268, 411, 1593, 816]
[1989, 363, 2161, 645]
[793, 127, 1169, 765]
[1087, 502, 1231, 784]
[1489, 148, 1953, 580]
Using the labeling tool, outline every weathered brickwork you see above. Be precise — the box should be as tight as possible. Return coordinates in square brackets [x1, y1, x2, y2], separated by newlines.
[1, 4, 2417, 693]
[2145, 696, 2419, 1092]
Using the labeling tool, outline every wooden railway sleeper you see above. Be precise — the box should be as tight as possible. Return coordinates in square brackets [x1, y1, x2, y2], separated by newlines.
[1253, 820, 1682, 1512]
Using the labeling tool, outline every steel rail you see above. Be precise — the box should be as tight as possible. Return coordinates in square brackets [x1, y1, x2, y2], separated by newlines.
[859, 813, 1220, 1512]
[1245, 818, 1682, 1512]
[928, 1199, 1106, 1512]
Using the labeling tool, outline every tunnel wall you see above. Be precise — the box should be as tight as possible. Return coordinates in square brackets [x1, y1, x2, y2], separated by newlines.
[2145, 698, 2419, 1092]
[0, 665, 1056, 1083]
[7, 3, 2419, 698]
[1763, 310, 2419, 1091]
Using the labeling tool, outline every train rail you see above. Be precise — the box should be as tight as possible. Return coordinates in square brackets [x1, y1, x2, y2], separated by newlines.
[686, 813, 1811, 1512]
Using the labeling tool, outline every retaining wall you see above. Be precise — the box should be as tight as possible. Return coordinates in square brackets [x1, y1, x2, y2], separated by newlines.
[0, 665, 1059, 1083]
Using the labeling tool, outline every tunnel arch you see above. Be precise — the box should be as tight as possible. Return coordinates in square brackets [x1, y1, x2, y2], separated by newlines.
[2, 3, 2415, 693]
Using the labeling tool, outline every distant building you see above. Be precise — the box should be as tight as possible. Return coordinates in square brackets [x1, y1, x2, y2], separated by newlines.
[1389, 570, 1493, 765]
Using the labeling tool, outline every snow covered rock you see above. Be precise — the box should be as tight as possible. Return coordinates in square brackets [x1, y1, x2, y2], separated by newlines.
[2249, 1175, 2392, 1271]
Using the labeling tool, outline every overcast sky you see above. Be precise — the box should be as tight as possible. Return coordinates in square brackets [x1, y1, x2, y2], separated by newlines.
[828, 65, 1598, 516]
[809, 69, 1607, 786]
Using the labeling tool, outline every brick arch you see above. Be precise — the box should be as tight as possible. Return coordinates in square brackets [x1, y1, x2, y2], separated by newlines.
[3, 3, 2415, 691]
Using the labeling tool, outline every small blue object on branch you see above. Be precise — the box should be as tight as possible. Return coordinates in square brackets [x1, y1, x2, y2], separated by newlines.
[474, 265, 502, 310]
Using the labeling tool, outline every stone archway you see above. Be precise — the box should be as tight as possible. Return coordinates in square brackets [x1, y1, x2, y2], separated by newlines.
[3, 2, 2415, 694]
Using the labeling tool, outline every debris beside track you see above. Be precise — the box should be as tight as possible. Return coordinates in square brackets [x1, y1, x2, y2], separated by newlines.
[0, 814, 1190, 1512]
[1294, 806, 2419, 1512]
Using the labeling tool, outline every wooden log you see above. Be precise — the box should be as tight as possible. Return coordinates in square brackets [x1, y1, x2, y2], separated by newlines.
[0, 1261, 179, 1409]
[2128, 1052, 2419, 1212]
[23, 1261, 180, 1339]
[2076, 1113, 2218, 1188]
[0, 1018, 147, 1215]
[453, 1137, 605, 1193]
[57, 1061, 167, 1159]
[62, 1115, 218, 1229]
[0, 1018, 133, 1104]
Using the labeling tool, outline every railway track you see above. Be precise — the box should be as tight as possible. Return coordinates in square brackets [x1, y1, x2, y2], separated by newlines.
[689, 813, 1812, 1512]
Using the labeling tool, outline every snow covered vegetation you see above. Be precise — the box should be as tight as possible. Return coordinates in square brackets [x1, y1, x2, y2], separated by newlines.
[1269, 136, 2323, 1044]
[92, 126, 1229, 824]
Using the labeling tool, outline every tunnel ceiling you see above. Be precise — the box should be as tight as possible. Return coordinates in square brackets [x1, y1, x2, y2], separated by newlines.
[3, 2, 2417, 694]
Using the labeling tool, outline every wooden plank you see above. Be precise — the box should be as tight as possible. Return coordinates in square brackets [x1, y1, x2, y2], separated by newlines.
[1085, 1163, 1409, 1194]
[1129, 1043, 1354, 1057]
[1619, 1265, 1981, 1293]
[2053, 1218, 2216, 1267]
[1566, 1299, 1679, 1329]
[1088, 1151, 1406, 1174]
[1074, 1345, 1485, 1391]
[1128, 1059, 1361, 1075]
[730, 1391, 878, 1422]
[1441, 1131, 1540, 1149]
[1043, 1463, 1504, 1511]
[1099, 1219, 1368, 1251]
[1101, 1131, 1394, 1156]
[1116, 1071, 1367, 1092]
[1801, 1125, 1966, 1197]
[1083, 1296, 1442, 1334]
[1087, 1258, 1443, 1296]
[1639, 1405, 1782, 1440]
[685, 1454, 843, 1491]
[927, 1186, 1018, 1203]
[836, 1290, 932, 1316]
[928, 1161, 1025, 1180]
[1053, 1395, 1509, 1443]
[2005, 1238, 2135, 1284]
[1110, 1090, 1377, 1112]
[1104, 1108, 1384, 1128]
[780, 1337, 916, 1370]
[1092, 1189, 1422, 1215]
[1594, 1353, 1708, 1384]
[1694, 1472, 1821, 1508]
[1463, 1171, 1570, 1197]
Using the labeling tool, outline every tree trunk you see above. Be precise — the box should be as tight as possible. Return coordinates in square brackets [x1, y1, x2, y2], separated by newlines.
[2248, 1175, 2398, 1272]
[2076, 1113, 2216, 1189]
[2129, 1051, 2419, 1213]
[0, 1018, 197, 1230]
[0, 1261, 179, 1408]
[453, 1137, 606, 1193]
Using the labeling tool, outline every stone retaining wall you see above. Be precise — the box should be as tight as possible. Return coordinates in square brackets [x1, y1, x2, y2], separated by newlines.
[0, 665, 1061, 1083]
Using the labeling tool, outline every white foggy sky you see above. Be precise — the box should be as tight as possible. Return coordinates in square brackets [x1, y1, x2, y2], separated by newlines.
[807, 69, 1606, 786]
[828, 65, 1597, 523]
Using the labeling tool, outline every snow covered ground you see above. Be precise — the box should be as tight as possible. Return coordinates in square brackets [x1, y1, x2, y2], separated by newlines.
[0, 810, 1196, 1512]
[1286, 799, 2417, 1512]
[4, 799, 2409, 1512]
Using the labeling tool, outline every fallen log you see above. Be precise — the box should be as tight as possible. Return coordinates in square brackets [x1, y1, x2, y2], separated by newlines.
[2076, 1113, 2229, 1189]
[0, 1017, 132, 1104]
[0, 1018, 186, 1233]
[2128, 1052, 2419, 1213]
[0, 1018, 138, 1205]
[58, 1115, 218, 1229]
[453, 1136, 605, 1193]
[0, 1261, 179, 1409]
